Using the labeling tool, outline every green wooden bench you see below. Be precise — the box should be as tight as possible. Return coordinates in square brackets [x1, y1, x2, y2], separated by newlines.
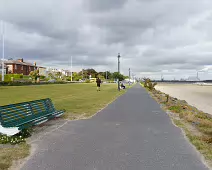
[0, 98, 65, 130]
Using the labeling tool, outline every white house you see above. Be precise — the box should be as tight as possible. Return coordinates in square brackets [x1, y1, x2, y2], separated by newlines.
[0, 63, 8, 75]
[124, 78, 136, 83]
[60, 69, 72, 76]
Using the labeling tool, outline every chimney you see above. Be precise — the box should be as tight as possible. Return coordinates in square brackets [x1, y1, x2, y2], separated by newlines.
[18, 58, 23, 62]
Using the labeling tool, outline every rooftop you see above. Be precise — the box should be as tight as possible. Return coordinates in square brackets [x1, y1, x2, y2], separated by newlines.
[4, 59, 35, 66]
[4, 58, 46, 68]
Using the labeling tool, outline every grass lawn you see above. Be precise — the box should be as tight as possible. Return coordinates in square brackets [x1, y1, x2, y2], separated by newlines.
[0, 83, 127, 119]
[0, 83, 127, 170]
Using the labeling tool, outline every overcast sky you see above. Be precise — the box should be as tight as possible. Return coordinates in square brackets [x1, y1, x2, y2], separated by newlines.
[1, 0, 212, 80]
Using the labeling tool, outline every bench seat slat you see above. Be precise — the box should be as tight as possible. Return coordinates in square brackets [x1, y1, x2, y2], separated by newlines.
[3, 110, 55, 128]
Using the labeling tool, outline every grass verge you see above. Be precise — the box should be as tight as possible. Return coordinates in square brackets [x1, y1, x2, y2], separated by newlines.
[0, 83, 127, 170]
[0, 143, 30, 170]
[144, 86, 212, 168]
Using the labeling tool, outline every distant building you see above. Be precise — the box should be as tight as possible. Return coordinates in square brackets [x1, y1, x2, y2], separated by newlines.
[124, 78, 136, 83]
[48, 68, 58, 73]
[180, 78, 187, 81]
[61, 70, 72, 76]
[4, 58, 46, 76]
[187, 76, 200, 81]
[5, 58, 37, 75]
[0, 63, 8, 75]
[38, 67, 47, 76]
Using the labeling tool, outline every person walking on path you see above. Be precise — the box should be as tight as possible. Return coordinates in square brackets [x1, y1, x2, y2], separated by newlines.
[96, 77, 101, 91]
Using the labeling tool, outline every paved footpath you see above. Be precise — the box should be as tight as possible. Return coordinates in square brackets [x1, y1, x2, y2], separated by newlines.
[22, 84, 209, 170]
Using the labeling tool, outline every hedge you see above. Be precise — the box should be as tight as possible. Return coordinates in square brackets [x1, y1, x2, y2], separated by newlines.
[0, 81, 67, 86]
[0, 74, 24, 82]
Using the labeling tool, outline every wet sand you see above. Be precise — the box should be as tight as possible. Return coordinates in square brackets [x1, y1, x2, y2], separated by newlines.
[155, 84, 212, 115]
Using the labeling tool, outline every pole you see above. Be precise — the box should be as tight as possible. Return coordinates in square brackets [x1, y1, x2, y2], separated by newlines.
[129, 68, 131, 86]
[106, 70, 107, 81]
[71, 56, 73, 81]
[1, 21, 5, 82]
[82, 64, 83, 80]
[117, 53, 120, 91]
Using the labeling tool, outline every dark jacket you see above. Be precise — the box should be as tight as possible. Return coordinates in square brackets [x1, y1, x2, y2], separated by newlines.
[96, 78, 101, 86]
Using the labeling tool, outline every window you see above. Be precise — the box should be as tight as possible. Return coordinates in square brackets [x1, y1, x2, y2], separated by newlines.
[14, 64, 17, 70]
[21, 65, 23, 70]
[29, 66, 31, 72]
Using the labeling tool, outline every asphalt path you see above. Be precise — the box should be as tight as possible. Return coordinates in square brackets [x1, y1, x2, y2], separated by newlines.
[22, 84, 209, 170]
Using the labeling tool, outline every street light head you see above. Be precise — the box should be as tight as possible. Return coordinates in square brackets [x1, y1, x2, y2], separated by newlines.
[118, 53, 121, 58]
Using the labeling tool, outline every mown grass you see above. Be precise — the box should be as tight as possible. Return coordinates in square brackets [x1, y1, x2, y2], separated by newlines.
[0, 83, 126, 119]
[0, 83, 127, 170]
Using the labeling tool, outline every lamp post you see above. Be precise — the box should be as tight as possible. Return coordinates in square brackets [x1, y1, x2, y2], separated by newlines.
[1, 21, 5, 82]
[117, 53, 121, 91]
[70, 56, 72, 82]
[82, 64, 83, 80]
[129, 68, 131, 86]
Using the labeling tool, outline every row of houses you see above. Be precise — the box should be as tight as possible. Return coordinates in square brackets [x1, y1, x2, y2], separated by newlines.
[0, 58, 73, 77]
[48, 68, 72, 77]
[0, 58, 46, 76]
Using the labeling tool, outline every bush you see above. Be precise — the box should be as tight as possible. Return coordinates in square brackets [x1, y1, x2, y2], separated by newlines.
[0, 81, 67, 86]
[0, 81, 33, 86]
[201, 136, 212, 144]
[39, 75, 46, 79]
[66, 77, 71, 81]
[168, 105, 182, 113]
[23, 75, 30, 79]
[143, 78, 157, 91]
[0, 74, 24, 82]
[85, 79, 91, 83]
[0, 128, 32, 145]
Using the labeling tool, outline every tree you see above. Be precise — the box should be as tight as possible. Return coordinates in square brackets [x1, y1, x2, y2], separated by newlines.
[55, 72, 62, 79]
[86, 68, 98, 78]
[48, 73, 55, 79]
[78, 68, 99, 79]
[97, 74, 105, 80]
[72, 72, 81, 81]
[124, 76, 129, 79]
[112, 72, 125, 81]
[29, 70, 39, 82]
[143, 78, 157, 91]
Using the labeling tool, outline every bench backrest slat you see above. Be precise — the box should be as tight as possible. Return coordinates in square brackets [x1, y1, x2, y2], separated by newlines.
[45, 99, 55, 113]
[0, 104, 32, 124]
[29, 100, 47, 114]
[0, 98, 56, 127]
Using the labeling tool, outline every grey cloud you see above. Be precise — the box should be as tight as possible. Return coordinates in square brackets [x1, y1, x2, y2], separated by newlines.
[84, 0, 128, 12]
[0, 0, 212, 79]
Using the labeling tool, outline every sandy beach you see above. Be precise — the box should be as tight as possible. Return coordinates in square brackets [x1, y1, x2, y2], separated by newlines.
[155, 84, 212, 115]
